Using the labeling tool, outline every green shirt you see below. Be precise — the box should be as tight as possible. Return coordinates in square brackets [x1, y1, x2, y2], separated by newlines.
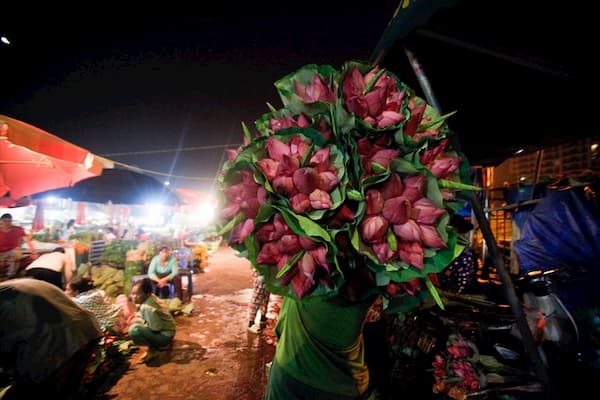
[137, 294, 176, 337]
[273, 296, 374, 397]
[147, 255, 178, 281]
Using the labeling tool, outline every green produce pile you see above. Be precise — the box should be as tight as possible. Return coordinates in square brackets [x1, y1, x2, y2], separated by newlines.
[91, 265, 124, 297]
[100, 240, 140, 268]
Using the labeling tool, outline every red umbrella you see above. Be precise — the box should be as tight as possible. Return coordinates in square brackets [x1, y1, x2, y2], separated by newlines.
[0, 115, 105, 200]
[32, 201, 45, 231]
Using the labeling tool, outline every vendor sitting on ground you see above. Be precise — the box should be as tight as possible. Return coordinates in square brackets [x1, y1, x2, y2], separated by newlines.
[24, 247, 73, 289]
[66, 277, 135, 336]
[147, 245, 178, 298]
[128, 278, 176, 363]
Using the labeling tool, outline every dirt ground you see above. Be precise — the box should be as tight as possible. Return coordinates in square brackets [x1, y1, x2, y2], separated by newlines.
[105, 245, 276, 400]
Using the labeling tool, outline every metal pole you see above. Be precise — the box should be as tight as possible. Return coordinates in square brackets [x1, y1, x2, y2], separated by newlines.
[401, 46, 555, 399]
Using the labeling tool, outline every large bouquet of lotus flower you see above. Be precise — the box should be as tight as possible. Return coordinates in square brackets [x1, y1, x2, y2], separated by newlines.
[218, 61, 477, 310]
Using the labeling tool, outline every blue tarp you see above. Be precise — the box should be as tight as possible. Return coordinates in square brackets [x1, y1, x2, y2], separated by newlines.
[513, 185, 600, 274]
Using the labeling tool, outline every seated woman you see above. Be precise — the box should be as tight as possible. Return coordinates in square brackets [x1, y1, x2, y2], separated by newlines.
[147, 246, 179, 299]
[66, 277, 135, 335]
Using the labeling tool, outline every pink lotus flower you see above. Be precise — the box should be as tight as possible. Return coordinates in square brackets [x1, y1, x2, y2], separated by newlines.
[256, 242, 283, 264]
[398, 241, 424, 270]
[365, 190, 384, 215]
[229, 219, 255, 244]
[277, 234, 301, 254]
[221, 171, 266, 219]
[299, 235, 319, 250]
[380, 173, 404, 200]
[393, 220, 422, 242]
[420, 139, 448, 166]
[401, 175, 426, 203]
[342, 66, 407, 129]
[310, 246, 331, 274]
[382, 196, 411, 224]
[413, 198, 446, 225]
[309, 189, 333, 209]
[360, 215, 389, 244]
[377, 110, 405, 128]
[294, 74, 336, 104]
[257, 136, 342, 215]
[373, 242, 394, 263]
[430, 156, 461, 179]
[269, 113, 311, 133]
[404, 102, 426, 137]
[290, 193, 310, 213]
[420, 225, 447, 249]
[293, 167, 321, 194]
[272, 176, 297, 196]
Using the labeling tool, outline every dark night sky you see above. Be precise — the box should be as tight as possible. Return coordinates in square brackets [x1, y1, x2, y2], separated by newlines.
[1, 1, 584, 194]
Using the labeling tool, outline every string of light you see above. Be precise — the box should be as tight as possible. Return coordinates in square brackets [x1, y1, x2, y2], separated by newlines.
[102, 143, 242, 157]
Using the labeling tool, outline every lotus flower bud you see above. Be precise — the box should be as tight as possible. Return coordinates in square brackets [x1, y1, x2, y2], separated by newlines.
[386, 90, 405, 111]
[266, 137, 290, 162]
[288, 135, 311, 161]
[240, 198, 260, 219]
[430, 156, 461, 179]
[373, 242, 394, 263]
[377, 110, 404, 128]
[382, 196, 411, 224]
[256, 242, 282, 264]
[413, 198, 446, 225]
[221, 202, 240, 219]
[290, 193, 310, 213]
[310, 246, 330, 274]
[309, 189, 333, 209]
[398, 241, 424, 270]
[272, 176, 297, 196]
[346, 96, 369, 118]
[420, 225, 447, 249]
[298, 251, 316, 277]
[256, 223, 279, 243]
[318, 171, 339, 192]
[293, 167, 321, 194]
[294, 74, 335, 104]
[256, 158, 280, 181]
[280, 154, 301, 176]
[296, 113, 311, 128]
[364, 87, 386, 117]
[360, 215, 389, 244]
[229, 219, 255, 244]
[342, 67, 365, 99]
[379, 173, 404, 200]
[402, 175, 426, 203]
[273, 214, 291, 236]
[309, 147, 330, 167]
[404, 103, 426, 136]
[277, 234, 301, 254]
[371, 149, 400, 170]
[365, 189, 384, 215]
[393, 220, 422, 242]
[420, 139, 448, 166]
[299, 235, 318, 250]
[291, 272, 313, 299]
